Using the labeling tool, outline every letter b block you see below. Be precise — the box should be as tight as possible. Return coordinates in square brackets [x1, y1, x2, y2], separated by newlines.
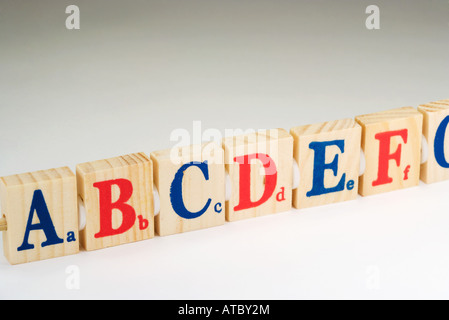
[290, 119, 362, 209]
[151, 143, 225, 236]
[0, 167, 79, 265]
[355, 107, 423, 196]
[76, 153, 154, 251]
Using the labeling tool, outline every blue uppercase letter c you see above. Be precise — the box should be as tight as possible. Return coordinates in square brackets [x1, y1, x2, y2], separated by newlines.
[306, 140, 346, 198]
[170, 161, 212, 220]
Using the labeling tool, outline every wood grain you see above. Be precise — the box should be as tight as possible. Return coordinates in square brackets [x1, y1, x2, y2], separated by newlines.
[222, 128, 293, 222]
[290, 118, 362, 209]
[151, 142, 225, 236]
[0, 167, 79, 265]
[76, 153, 154, 251]
[355, 107, 423, 196]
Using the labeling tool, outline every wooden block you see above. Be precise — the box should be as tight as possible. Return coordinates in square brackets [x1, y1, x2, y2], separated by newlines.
[223, 128, 293, 222]
[151, 143, 225, 236]
[0, 167, 79, 265]
[418, 100, 449, 184]
[355, 107, 423, 196]
[76, 153, 154, 251]
[290, 119, 362, 209]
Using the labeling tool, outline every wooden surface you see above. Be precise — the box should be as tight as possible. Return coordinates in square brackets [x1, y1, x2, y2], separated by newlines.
[0, 217, 6, 232]
[355, 107, 423, 196]
[418, 100, 449, 184]
[151, 142, 225, 236]
[76, 153, 154, 251]
[0, 167, 79, 265]
[290, 118, 362, 209]
[222, 128, 293, 222]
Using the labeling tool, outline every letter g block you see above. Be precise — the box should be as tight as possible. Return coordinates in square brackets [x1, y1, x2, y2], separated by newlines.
[418, 100, 449, 184]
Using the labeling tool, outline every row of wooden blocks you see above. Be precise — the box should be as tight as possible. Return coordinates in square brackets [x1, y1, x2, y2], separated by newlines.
[1, 100, 449, 264]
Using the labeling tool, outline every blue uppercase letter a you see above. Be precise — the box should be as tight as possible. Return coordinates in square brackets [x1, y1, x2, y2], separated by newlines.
[17, 190, 64, 252]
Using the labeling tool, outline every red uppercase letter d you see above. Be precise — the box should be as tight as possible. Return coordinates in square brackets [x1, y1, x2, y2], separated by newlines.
[93, 179, 136, 238]
[234, 153, 278, 212]
[372, 129, 408, 187]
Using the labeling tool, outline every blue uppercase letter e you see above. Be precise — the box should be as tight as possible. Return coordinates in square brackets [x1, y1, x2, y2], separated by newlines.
[306, 140, 346, 197]
[17, 190, 64, 252]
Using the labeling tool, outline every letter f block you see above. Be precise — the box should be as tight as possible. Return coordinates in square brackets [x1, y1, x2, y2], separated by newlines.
[355, 107, 423, 196]
[290, 119, 362, 209]
[76, 153, 154, 251]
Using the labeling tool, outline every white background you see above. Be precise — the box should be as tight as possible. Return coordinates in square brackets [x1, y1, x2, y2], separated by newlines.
[0, 0, 448, 299]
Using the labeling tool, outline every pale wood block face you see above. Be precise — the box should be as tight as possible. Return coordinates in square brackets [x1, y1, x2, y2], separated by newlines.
[290, 119, 362, 209]
[76, 153, 154, 251]
[0, 167, 79, 265]
[151, 143, 225, 236]
[418, 100, 449, 184]
[355, 107, 423, 196]
[222, 129, 293, 222]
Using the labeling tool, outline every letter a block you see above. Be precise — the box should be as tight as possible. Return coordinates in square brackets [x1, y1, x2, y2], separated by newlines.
[290, 119, 362, 209]
[0, 167, 79, 265]
[355, 107, 423, 196]
[418, 100, 449, 184]
[151, 143, 225, 236]
[76, 153, 154, 251]
[222, 129, 293, 222]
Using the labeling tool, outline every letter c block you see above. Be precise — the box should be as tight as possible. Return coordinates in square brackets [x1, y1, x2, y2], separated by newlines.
[151, 143, 225, 236]
[76, 153, 154, 251]
[355, 107, 423, 196]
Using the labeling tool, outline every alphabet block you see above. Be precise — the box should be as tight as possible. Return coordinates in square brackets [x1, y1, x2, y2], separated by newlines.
[0, 167, 79, 265]
[151, 143, 225, 236]
[355, 107, 423, 196]
[290, 119, 362, 209]
[76, 153, 154, 251]
[222, 129, 293, 222]
[418, 100, 449, 184]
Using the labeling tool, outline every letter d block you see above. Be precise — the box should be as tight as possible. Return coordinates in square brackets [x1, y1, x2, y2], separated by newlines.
[355, 107, 423, 196]
[0, 168, 79, 265]
[151, 143, 225, 236]
[418, 100, 449, 184]
[290, 119, 362, 209]
[222, 129, 293, 222]
[76, 153, 154, 251]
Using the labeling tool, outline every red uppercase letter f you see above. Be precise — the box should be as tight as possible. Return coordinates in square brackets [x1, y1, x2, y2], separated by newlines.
[93, 179, 136, 238]
[372, 129, 408, 187]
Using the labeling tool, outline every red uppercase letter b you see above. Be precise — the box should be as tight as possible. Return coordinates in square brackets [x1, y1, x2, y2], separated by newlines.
[93, 179, 137, 238]
[372, 129, 408, 187]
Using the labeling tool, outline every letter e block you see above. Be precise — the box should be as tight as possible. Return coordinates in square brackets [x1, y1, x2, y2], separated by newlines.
[0, 167, 79, 265]
[151, 143, 225, 236]
[76, 153, 154, 251]
[418, 100, 449, 184]
[290, 119, 362, 209]
[355, 107, 423, 196]
[222, 129, 293, 222]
